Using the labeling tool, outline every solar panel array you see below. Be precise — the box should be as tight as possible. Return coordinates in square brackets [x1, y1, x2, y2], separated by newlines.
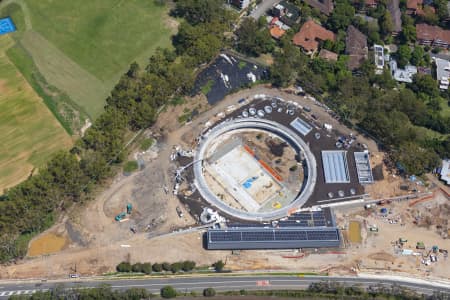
[321, 150, 350, 183]
[278, 210, 330, 228]
[290, 117, 312, 136]
[209, 228, 339, 243]
[354, 152, 374, 184]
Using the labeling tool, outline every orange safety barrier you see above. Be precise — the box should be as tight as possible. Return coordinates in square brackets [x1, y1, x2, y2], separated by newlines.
[258, 159, 283, 181]
[243, 144, 283, 182]
[408, 193, 435, 207]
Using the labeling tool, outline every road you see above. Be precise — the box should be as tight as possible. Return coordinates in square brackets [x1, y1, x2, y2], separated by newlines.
[0, 275, 449, 298]
[249, 0, 278, 19]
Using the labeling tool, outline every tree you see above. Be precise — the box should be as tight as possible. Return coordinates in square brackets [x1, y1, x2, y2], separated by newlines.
[410, 46, 425, 66]
[203, 288, 216, 297]
[400, 14, 416, 43]
[380, 11, 394, 37]
[132, 263, 143, 273]
[142, 262, 152, 274]
[170, 262, 182, 273]
[397, 45, 411, 68]
[235, 18, 274, 56]
[327, 0, 355, 31]
[162, 262, 171, 271]
[161, 286, 177, 298]
[116, 262, 132, 273]
[152, 263, 163, 272]
[182, 260, 196, 272]
[213, 260, 225, 272]
[173, 0, 224, 25]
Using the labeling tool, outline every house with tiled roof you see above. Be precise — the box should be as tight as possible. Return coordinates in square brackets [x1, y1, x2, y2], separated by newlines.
[406, 0, 435, 15]
[293, 20, 335, 54]
[345, 25, 368, 70]
[319, 49, 338, 61]
[303, 0, 334, 16]
[416, 23, 450, 48]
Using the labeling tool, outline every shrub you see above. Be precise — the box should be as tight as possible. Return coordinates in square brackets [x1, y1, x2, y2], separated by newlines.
[123, 160, 139, 173]
[213, 260, 224, 272]
[141, 262, 152, 274]
[161, 286, 177, 298]
[203, 288, 216, 297]
[140, 138, 155, 151]
[182, 260, 196, 272]
[116, 261, 132, 273]
[162, 262, 171, 271]
[170, 262, 182, 273]
[132, 263, 142, 273]
[152, 263, 163, 272]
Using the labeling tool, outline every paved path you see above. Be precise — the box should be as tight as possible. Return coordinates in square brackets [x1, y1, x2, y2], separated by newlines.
[0, 274, 449, 298]
[249, 0, 278, 19]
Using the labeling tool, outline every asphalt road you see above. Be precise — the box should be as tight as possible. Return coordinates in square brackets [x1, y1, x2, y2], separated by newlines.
[0, 275, 449, 298]
[249, 0, 278, 19]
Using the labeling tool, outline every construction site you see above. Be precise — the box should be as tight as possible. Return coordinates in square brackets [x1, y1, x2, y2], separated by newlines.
[1, 85, 447, 283]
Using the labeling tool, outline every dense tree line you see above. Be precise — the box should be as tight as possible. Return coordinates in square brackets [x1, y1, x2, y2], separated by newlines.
[116, 260, 196, 274]
[0, 0, 235, 263]
[270, 39, 448, 175]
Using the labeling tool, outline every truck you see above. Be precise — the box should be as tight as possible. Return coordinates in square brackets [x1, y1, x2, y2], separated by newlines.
[176, 206, 184, 218]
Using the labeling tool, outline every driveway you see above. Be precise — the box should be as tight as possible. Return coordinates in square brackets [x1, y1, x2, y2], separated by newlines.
[249, 0, 278, 19]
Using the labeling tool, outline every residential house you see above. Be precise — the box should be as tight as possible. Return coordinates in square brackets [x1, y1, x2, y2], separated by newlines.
[318, 49, 338, 61]
[272, 1, 300, 26]
[293, 20, 336, 54]
[374, 44, 385, 74]
[387, 0, 402, 36]
[345, 25, 368, 70]
[389, 60, 417, 83]
[406, 0, 435, 15]
[416, 23, 450, 49]
[270, 26, 286, 39]
[434, 57, 450, 89]
[229, 0, 251, 10]
[440, 159, 450, 185]
[303, 0, 334, 16]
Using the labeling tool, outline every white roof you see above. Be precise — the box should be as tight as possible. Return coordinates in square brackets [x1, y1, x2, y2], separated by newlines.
[435, 58, 450, 81]
[440, 160, 450, 185]
[389, 60, 417, 83]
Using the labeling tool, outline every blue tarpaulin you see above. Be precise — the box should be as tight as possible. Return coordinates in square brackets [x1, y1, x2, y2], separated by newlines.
[0, 17, 16, 35]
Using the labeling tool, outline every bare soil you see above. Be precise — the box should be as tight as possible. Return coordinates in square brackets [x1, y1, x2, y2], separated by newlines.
[2, 86, 448, 282]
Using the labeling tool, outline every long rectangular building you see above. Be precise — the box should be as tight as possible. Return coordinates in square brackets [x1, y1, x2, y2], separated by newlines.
[206, 227, 340, 250]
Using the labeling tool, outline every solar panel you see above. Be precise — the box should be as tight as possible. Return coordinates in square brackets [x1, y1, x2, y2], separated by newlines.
[242, 231, 274, 241]
[275, 231, 308, 240]
[210, 231, 241, 241]
[307, 230, 338, 240]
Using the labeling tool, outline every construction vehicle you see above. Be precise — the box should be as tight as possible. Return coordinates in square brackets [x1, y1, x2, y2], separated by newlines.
[115, 212, 126, 222]
[127, 203, 133, 214]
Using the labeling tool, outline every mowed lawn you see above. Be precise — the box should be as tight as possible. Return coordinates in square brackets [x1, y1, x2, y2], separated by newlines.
[0, 36, 72, 192]
[20, 0, 173, 118]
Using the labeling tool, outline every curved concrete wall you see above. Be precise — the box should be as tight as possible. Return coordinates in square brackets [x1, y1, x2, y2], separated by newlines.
[193, 118, 317, 221]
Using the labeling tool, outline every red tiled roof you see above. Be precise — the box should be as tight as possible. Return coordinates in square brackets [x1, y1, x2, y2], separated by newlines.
[270, 26, 286, 39]
[292, 20, 335, 52]
[416, 23, 450, 44]
[407, 0, 422, 10]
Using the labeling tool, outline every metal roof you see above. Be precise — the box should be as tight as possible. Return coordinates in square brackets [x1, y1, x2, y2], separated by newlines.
[206, 227, 340, 250]
[354, 152, 374, 184]
[321, 151, 350, 183]
[290, 117, 312, 136]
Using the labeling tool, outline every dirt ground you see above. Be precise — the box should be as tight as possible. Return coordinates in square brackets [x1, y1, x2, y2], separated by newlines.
[3, 85, 449, 282]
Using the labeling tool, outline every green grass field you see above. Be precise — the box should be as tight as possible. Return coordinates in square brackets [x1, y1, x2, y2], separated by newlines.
[0, 35, 72, 192]
[0, 0, 174, 121]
